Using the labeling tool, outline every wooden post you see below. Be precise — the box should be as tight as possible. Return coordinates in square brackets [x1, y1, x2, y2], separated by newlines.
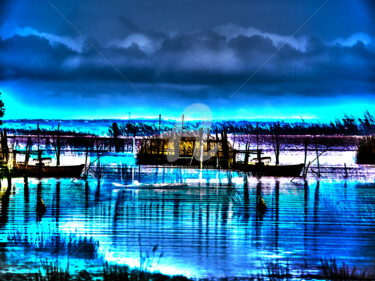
[303, 138, 308, 175]
[256, 122, 259, 152]
[244, 142, 250, 167]
[13, 150, 16, 168]
[84, 140, 89, 178]
[25, 137, 32, 169]
[181, 114, 184, 134]
[38, 149, 42, 167]
[37, 122, 40, 152]
[38, 149, 42, 175]
[159, 114, 161, 136]
[276, 122, 280, 166]
[215, 129, 220, 168]
[257, 149, 262, 165]
[97, 149, 101, 179]
[133, 134, 135, 156]
[162, 139, 165, 157]
[112, 122, 119, 152]
[56, 124, 60, 166]
[314, 135, 320, 177]
[199, 128, 203, 169]
[344, 163, 348, 178]
[3, 129, 9, 164]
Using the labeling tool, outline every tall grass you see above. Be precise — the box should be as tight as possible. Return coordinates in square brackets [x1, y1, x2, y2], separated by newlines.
[320, 258, 370, 280]
[356, 135, 375, 164]
[0, 258, 374, 281]
[7, 228, 99, 258]
[109, 111, 375, 137]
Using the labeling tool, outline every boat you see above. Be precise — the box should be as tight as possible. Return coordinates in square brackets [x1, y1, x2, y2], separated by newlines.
[12, 163, 85, 178]
[234, 151, 304, 177]
[112, 181, 188, 189]
[9, 150, 85, 178]
[240, 163, 304, 177]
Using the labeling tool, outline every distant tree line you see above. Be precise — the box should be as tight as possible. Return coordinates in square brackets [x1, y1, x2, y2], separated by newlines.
[2, 111, 375, 137]
[109, 111, 375, 137]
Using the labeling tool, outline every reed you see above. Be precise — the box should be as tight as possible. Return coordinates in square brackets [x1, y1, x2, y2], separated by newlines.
[7, 228, 99, 258]
[356, 135, 375, 164]
[319, 258, 370, 280]
[1, 258, 374, 281]
[103, 263, 191, 281]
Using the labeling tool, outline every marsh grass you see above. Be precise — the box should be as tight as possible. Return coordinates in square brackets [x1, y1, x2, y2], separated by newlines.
[356, 135, 375, 164]
[7, 228, 99, 258]
[319, 258, 371, 280]
[35, 260, 71, 281]
[103, 263, 191, 281]
[1, 258, 374, 281]
[109, 111, 375, 137]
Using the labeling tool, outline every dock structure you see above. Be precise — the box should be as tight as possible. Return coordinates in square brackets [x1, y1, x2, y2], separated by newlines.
[136, 135, 234, 169]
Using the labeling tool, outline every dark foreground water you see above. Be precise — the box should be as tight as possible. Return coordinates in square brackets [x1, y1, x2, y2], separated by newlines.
[1, 151, 375, 278]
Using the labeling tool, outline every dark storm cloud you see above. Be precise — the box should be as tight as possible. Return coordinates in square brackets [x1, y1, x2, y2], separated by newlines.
[0, 0, 374, 104]
[1, 24, 374, 97]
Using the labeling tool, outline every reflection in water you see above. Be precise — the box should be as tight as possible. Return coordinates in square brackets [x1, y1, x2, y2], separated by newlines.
[0, 176, 12, 226]
[313, 181, 320, 252]
[95, 179, 101, 202]
[243, 173, 250, 225]
[0, 168, 375, 278]
[254, 181, 263, 248]
[85, 180, 90, 209]
[56, 181, 60, 222]
[24, 177, 30, 223]
[36, 180, 46, 221]
[275, 180, 279, 250]
[304, 180, 308, 252]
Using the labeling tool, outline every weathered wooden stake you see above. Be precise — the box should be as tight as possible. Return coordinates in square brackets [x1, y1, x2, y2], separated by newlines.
[344, 163, 348, 178]
[314, 136, 320, 177]
[37, 122, 40, 152]
[181, 114, 184, 134]
[159, 114, 161, 136]
[256, 122, 259, 152]
[303, 138, 308, 175]
[56, 124, 61, 166]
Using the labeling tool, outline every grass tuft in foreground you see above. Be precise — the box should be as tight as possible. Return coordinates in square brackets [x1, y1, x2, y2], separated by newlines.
[320, 258, 370, 280]
[7, 228, 99, 258]
[356, 135, 375, 164]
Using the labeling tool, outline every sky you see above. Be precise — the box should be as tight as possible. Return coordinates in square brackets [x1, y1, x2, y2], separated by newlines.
[0, 0, 374, 121]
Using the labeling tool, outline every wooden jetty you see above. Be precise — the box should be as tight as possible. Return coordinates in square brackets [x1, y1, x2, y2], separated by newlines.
[136, 134, 304, 177]
[136, 130, 233, 169]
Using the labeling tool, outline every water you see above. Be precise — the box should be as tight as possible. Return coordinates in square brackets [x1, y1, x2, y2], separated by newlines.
[1, 120, 374, 278]
[1, 154, 375, 278]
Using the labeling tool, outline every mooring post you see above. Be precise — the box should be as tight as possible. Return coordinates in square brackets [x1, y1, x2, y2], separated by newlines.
[56, 124, 60, 166]
[314, 136, 320, 177]
[37, 122, 40, 152]
[181, 114, 184, 133]
[38, 149, 42, 167]
[303, 138, 308, 175]
[276, 122, 280, 166]
[159, 114, 161, 136]
[3, 129, 9, 164]
[244, 142, 250, 168]
[84, 140, 89, 179]
[256, 122, 259, 152]
[199, 128, 204, 170]
[97, 149, 101, 179]
[112, 122, 119, 152]
[344, 163, 348, 178]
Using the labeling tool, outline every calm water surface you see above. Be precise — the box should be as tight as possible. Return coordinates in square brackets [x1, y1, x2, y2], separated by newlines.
[1, 151, 375, 278]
